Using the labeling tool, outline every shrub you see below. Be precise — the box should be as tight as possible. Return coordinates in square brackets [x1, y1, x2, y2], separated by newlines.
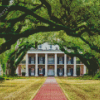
[22, 72, 26, 76]
[0, 76, 5, 80]
[83, 74, 88, 76]
[14, 74, 18, 76]
[94, 71, 100, 79]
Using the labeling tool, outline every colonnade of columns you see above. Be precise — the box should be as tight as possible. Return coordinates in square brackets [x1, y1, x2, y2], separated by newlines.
[25, 53, 86, 76]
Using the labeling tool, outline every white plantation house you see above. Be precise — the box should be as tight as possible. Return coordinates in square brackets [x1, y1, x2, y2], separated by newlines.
[16, 42, 87, 77]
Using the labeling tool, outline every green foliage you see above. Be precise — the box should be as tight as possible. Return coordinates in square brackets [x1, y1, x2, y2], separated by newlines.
[22, 72, 26, 76]
[94, 71, 100, 79]
[0, 0, 100, 76]
[0, 76, 5, 80]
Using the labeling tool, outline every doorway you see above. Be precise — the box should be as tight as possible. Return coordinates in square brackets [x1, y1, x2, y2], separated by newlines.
[48, 66, 54, 76]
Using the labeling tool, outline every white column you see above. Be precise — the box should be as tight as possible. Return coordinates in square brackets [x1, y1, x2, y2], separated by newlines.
[55, 53, 57, 77]
[26, 54, 29, 76]
[84, 65, 86, 74]
[64, 54, 67, 77]
[73, 57, 77, 76]
[35, 53, 38, 76]
[45, 53, 48, 76]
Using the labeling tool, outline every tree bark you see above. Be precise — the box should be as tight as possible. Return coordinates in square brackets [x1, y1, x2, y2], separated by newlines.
[88, 67, 97, 76]
[6, 60, 17, 76]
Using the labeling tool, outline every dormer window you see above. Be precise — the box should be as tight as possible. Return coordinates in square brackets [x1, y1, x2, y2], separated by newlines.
[39, 45, 42, 49]
[56, 47, 58, 50]
[50, 45, 52, 49]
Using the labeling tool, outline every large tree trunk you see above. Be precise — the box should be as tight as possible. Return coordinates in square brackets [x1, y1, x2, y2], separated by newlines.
[10, 65, 16, 76]
[88, 67, 97, 76]
[6, 60, 16, 76]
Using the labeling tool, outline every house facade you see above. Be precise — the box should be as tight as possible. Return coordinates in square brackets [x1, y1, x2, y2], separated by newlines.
[16, 43, 87, 77]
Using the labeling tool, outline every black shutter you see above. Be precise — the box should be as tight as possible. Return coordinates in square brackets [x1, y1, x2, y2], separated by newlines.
[67, 57, 68, 64]
[34, 57, 35, 64]
[63, 68, 64, 76]
[63, 57, 64, 64]
[58, 68, 60, 76]
[71, 68, 73, 76]
[38, 57, 39, 64]
[29, 68, 31, 76]
[57, 57, 59, 64]
[71, 57, 73, 64]
[38, 68, 39, 76]
[34, 68, 35, 75]
[43, 57, 45, 64]
[72, 68, 73, 76]
[57, 68, 59, 76]
[72, 57, 74, 64]
[28, 57, 29, 64]
[43, 68, 45, 76]
[29, 57, 31, 64]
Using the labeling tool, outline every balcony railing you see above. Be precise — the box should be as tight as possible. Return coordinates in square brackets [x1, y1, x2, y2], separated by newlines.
[48, 61, 54, 64]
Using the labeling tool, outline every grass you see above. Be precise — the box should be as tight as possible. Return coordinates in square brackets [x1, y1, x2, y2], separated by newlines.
[56, 77, 100, 100]
[0, 77, 46, 100]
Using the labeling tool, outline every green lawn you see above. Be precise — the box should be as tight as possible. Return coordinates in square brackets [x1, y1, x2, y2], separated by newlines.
[56, 77, 100, 100]
[0, 77, 46, 100]
[1, 76, 100, 100]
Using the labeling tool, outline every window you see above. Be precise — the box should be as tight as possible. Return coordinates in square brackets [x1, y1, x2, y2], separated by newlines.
[39, 45, 42, 49]
[29, 57, 35, 64]
[56, 47, 58, 50]
[67, 57, 73, 64]
[59, 57, 63, 64]
[31, 57, 35, 64]
[31, 68, 35, 76]
[59, 68, 63, 76]
[39, 68, 43, 74]
[39, 57, 43, 64]
[48, 56, 54, 64]
[50, 45, 52, 49]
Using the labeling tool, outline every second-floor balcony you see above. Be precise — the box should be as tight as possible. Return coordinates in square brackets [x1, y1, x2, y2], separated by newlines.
[48, 56, 54, 64]
[57, 57, 64, 64]
[27, 56, 77, 65]
[38, 57, 45, 64]
[67, 57, 74, 64]
[29, 57, 35, 64]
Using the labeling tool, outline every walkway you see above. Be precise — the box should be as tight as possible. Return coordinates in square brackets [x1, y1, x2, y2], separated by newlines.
[33, 77, 67, 100]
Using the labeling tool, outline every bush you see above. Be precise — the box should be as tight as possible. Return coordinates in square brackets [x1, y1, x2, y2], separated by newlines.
[22, 72, 26, 76]
[0, 76, 5, 80]
[83, 74, 88, 76]
[14, 74, 18, 76]
[94, 71, 100, 79]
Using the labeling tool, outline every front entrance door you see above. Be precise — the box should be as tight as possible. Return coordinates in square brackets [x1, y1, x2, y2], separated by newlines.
[48, 66, 54, 76]
[48, 69, 54, 76]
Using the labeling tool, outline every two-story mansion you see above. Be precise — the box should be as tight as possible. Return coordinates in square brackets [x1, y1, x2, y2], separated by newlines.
[16, 43, 87, 77]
